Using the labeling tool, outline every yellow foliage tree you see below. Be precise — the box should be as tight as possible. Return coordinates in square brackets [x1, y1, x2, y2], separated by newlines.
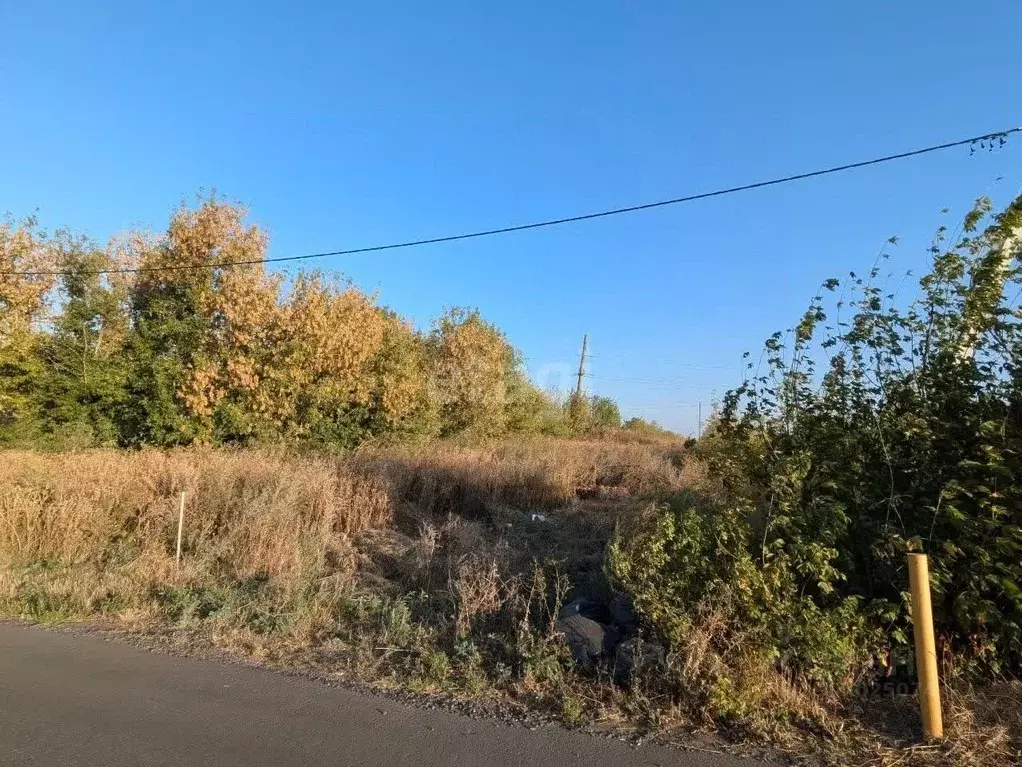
[428, 308, 514, 436]
[0, 195, 570, 447]
[168, 200, 430, 442]
[0, 217, 53, 339]
[0, 218, 55, 430]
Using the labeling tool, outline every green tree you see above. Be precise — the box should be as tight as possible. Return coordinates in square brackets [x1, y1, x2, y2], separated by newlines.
[117, 200, 230, 445]
[698, 195, 1022, 675]
[589, 395, 621, 429]
[622, 416, 666, 434]
[505, 370, 568, 435]
[614, 195, 1022, 696]
[36, 235, 131, 445]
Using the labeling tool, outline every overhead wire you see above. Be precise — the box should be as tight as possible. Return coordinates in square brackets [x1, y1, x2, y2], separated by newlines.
[584, 373, 717, 387]
[6, 126, 1018, 278]
[582, 353, 732, 370]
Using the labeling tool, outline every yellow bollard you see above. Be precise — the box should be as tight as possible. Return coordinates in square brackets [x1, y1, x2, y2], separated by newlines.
[908, 553, 943, 740]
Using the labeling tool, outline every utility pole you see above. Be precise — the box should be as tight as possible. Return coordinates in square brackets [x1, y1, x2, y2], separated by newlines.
[574, 333, 588, 399]
[698, 401, 702, 438]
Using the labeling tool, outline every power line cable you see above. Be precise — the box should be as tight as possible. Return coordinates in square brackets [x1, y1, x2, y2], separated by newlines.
[616, 402, 701, 409]
[524, 352, 729, 370]
[6, 126, 1019, 278]
[585, 373, 717, 387]
[582, 353, 732, 369]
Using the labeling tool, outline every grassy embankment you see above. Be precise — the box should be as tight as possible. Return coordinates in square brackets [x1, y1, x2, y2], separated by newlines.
[0, 435, 1017, 766]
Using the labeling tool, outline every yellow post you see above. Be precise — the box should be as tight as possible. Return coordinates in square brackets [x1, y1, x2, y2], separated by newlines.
[908, 553, 943, 740]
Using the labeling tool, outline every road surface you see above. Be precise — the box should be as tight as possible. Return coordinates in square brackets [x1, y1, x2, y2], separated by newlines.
[0, 622, 765, 767]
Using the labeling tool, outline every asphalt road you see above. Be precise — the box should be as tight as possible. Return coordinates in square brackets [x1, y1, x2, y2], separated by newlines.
[0, 623, 766, 767]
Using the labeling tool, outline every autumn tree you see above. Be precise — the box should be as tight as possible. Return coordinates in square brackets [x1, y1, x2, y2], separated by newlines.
[0, 195, 608, 448]
[0, 217, 54, 443]
[428, 308, 516, 436]
[120, 197, 262, 445]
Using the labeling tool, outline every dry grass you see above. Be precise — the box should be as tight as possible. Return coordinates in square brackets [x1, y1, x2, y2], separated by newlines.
[0, 436, 678, 632]
[0, 448, 389, 582]
[353, 436, 686, 513]
[840, 679, 1022, 767]
[0, 436, 1017, 766]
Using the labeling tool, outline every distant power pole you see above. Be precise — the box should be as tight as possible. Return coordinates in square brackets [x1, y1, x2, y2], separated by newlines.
[698, 401, 703, 438]
[574, 334, 588, 399]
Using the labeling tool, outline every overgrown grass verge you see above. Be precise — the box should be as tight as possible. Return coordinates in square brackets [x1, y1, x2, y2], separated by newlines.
[0, 439, 1016, 765]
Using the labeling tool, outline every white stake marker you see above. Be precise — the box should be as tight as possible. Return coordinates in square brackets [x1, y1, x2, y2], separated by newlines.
[176, 491, 186, 566]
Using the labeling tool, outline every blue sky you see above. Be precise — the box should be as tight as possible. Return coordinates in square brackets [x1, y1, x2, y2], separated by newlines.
[2, 2, 1020, 433]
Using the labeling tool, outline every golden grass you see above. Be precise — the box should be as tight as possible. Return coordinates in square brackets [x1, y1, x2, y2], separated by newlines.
[0, 448, 390, 583]
[353, 436, 686, 512]
[0, 437, 682, 613]
[0, 436, 1016, 766]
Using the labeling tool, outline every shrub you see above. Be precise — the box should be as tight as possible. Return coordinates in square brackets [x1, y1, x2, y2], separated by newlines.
[616, 196, 1022, 694]
[609, 497, 875, 705]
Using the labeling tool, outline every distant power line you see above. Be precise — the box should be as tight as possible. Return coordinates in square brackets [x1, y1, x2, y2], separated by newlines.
[616, 402, 701, 409]
[583, 353, 732, 370]
[524, 351, 729, 369]
[584, 373, 716, 387]
[6, 125, 1019, 278]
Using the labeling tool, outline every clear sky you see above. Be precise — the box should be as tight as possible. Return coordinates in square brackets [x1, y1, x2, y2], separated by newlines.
[2, 1, 1020, 434]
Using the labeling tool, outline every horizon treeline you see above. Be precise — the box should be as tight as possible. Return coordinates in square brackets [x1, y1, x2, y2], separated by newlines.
[0, 196, 632, 449]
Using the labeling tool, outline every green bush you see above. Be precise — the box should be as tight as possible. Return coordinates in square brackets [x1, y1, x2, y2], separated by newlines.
[609, 496, 875, 696]
[589, 396, 622, 429]
[612, 196, 1022, 715]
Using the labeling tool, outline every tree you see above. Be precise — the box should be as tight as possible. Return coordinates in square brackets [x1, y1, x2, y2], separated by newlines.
[622, 416, 666, 434]
[118, 199, 236, 445]
[0, 217, 54, 443]
[589, 395, 621, 429]
[0, 195, 565, 449]
[428, 308, 514, 436]
[35, 234, 131, 444]
[691, 195, 1022, 675]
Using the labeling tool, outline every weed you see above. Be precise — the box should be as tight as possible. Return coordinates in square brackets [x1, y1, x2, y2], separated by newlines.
[560, 695, 585, 726]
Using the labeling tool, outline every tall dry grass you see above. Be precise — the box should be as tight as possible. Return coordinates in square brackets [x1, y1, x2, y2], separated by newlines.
[0, 437, 1017, 765]
[354, 436, 686, 514]
[0, 449, 390, 582]
[0, 437, 684, 618]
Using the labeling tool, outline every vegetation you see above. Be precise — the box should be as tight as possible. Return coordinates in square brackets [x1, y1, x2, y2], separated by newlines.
[3, 192, 1022, 765]
[0, 438, 688, 724]
[621, 416, 674, 436]
[610, 195, 1022, 763]
[0, 197, 624, 450]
